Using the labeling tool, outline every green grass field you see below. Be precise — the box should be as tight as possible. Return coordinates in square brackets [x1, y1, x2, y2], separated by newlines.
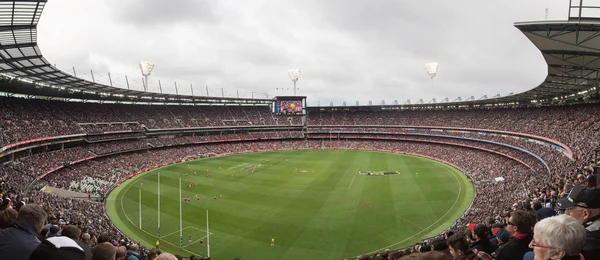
[105, 150, 474, 259]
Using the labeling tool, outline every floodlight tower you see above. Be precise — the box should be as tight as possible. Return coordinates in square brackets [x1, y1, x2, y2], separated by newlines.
[140, 61, 155, 92]
[425, 62, 439, 87]
[288, 69, 301, 96]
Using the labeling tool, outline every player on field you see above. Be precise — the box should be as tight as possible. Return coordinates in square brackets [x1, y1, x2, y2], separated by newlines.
[199, 239, 203, 246]
[188, 236, 192, 245]
[270, 238, 275, 246]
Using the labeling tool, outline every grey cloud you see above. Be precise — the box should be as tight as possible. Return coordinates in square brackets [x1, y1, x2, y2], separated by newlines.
[37, 0, 569, 104]
[106, 0, 217, 27]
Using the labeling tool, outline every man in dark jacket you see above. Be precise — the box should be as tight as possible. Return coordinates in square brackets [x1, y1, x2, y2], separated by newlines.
[447, 233, 493, 260]
[557, 186, 600, 260]
[469, 224, 498, 255]
[495, 210, 535, 260]
[0, 204, 47, 260]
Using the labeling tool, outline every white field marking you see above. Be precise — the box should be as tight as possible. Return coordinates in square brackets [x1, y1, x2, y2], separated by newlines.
[348, 166, 360, 188]
[188, 226, 213, 236]
[182, 234, 210, 249]
[120, 175, 200, 256]
[362, 165, 464, 256]
[161, 226, 192, 239]
[227, 163, 248, 170]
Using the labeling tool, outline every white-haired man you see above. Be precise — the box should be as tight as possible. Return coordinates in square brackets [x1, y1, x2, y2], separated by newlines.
[557, 186, 600, 259]
[528, 214, 586, 260]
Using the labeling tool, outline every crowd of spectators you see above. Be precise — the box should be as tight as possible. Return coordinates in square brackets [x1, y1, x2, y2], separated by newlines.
[308, 105, 600, 162]
[2, 98, 600, 259]
[0, 97, 303, 148]
[2, 137, 599, 259]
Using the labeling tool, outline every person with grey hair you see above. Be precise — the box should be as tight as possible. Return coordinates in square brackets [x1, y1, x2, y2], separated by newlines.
[528, 214, 586, 260]
[0, 204, 47, 260]
[557, 186, 600, 259]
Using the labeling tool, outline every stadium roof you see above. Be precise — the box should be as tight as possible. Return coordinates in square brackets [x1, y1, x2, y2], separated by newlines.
[511, 20, 600, 102]
[0, 0, 272, 104]
[0, 1, 598, 107]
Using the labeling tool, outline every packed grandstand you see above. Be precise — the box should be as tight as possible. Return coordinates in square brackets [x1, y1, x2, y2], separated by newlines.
[2, 0, 600, 260]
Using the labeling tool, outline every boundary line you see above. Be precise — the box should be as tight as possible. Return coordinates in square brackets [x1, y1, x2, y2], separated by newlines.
[348, 166, 360, 188]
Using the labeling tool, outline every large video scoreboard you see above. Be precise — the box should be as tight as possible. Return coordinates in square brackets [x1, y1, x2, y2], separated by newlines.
[274, 96, 306, 116]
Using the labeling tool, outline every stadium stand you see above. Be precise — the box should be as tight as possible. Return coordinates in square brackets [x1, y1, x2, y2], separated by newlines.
[2, 0, 600, 259]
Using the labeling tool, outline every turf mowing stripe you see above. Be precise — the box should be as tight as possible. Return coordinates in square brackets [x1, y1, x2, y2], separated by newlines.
[107, 150, 473, 259]
[347, 166, 359, 189]
[362, 161, 467, 255]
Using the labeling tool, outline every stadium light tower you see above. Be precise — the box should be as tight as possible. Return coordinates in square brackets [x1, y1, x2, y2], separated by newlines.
[140, 61, 155, 92]
[288, 69, 301, 96]
[425, 62, 438, 87]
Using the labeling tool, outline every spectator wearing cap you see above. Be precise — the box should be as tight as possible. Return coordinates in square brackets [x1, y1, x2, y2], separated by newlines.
[0, 204, 47, 260]
[0, 198, 11, 211]
[536, 207, 557, 222]
[493, 228, 510, 248]
[92, 242, 116, 260]
[48, 225, 60, 238]
[556, 186, 600, 259]
[446, 233, 493, 260]
[494, 210, 535, 260]
[528, 215, 586, 260]
[469, 224, 497, 255]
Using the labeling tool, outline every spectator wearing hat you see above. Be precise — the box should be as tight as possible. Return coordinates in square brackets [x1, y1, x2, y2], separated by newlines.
[446, 233, 493, 260]
[0, 204, 47, 260]
[469, 224, 497, 255]
[528, 215, 586, 260]
[536, 207, 557, 222]
[557, 186, 600, 259]
[48, 225, 60, 238]
[494, 229, 510, 246]
[495, 210, 535, 260]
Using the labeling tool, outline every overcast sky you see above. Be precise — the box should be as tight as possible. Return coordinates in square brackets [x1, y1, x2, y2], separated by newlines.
[38, 0, 570, 105]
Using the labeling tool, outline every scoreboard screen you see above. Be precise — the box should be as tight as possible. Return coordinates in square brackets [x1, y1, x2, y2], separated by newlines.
[275, 100, 303, 115]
